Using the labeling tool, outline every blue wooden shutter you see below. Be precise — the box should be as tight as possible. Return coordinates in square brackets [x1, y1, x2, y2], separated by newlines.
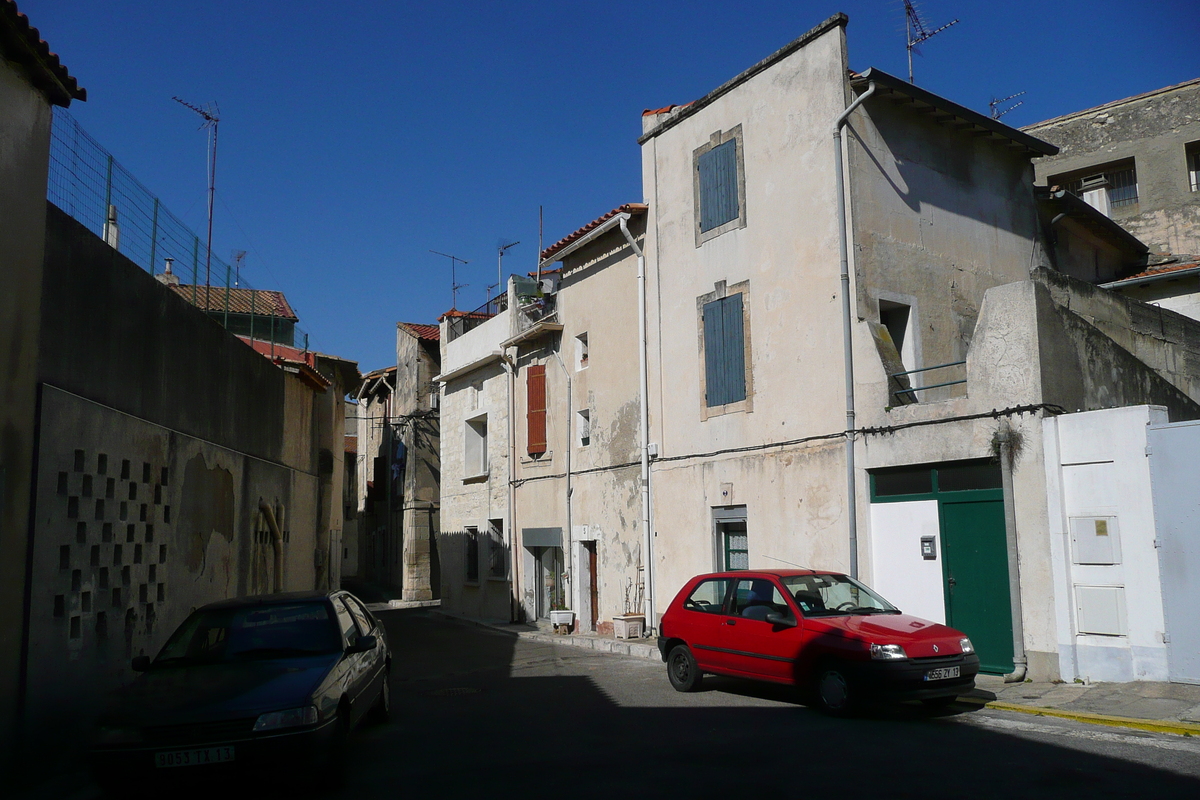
[698, 139, 739, 233]
[703, 294, 746, 407]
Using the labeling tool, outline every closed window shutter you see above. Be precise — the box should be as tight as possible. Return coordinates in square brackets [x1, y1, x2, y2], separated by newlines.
[703, 294, 746, 407]
[527, 364, 547, 455]
[698, 139, 739, 233]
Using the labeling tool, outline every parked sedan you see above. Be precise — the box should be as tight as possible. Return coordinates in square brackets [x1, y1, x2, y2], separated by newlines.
[657, 570, 979, 713]
[90, 590, 390, 791]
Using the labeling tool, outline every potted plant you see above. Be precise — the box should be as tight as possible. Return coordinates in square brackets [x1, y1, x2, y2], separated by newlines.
[613, 579, 645, 639]
[549, 601, 574, 634]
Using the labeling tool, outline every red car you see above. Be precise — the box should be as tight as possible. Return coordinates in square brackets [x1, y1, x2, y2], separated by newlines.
[657, 570, 979, 713]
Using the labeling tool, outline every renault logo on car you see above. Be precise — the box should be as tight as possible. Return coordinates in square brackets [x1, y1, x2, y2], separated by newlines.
[933, 644, 940, 653]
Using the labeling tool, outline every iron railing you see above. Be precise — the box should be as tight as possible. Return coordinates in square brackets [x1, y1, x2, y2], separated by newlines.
[891, 360, 967, 401]
[47, 107, 308, 349]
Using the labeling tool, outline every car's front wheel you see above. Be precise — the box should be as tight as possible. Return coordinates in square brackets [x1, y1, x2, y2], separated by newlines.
[814, 663, 856, 715]
[370, 667, 391, 724]
[667, 644, 703, 692]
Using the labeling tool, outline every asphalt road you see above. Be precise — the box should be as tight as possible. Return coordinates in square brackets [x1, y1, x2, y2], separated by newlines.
[47, 607, 1200, 800]
[331, 608, 1200, 799]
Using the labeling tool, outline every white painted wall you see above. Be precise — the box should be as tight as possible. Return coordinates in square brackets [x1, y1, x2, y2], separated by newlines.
[868, 500, 945, 624]
[1043, 405, 1170, 682]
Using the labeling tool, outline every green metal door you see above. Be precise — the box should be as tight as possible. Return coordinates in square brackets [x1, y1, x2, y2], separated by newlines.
[940, 497, 1013, 674]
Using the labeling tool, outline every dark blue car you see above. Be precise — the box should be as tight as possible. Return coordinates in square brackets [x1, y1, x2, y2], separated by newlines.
[90, 590, 390, 791]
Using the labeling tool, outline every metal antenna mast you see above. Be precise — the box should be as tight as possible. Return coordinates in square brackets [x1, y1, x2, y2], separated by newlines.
[173, 96, 220, 309]
[232, 250, 247, 287]
[990, 91, 1026, 120]
[430, 250, 470, 309]
[904, 1, 958, 84]
[496, 241, 520, 301]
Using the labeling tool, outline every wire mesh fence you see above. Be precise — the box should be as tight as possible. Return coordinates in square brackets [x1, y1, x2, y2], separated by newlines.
[47, 107, 309, 350]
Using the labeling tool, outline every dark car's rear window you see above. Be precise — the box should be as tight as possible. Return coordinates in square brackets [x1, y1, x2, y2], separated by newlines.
[155, 602, 342, 665]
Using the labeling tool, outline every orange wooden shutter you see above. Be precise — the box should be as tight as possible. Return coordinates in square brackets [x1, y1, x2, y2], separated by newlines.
[527, 364, 547, 455]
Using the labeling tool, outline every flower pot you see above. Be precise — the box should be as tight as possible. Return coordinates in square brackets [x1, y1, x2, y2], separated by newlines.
[613, 614, 644, 640]
[549, 610, 575, 634]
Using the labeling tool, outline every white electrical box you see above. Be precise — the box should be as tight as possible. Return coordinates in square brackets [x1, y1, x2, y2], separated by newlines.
[1075, 584, 1127, 636]
[1070, 516, 1121, 565]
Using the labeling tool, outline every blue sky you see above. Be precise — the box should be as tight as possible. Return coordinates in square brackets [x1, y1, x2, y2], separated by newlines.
[22, 1, 1200, 373]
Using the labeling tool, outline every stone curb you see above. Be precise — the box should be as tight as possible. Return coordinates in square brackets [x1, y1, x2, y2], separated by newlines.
[433, 610, 661, 661]
[956, 695, 1200, 736]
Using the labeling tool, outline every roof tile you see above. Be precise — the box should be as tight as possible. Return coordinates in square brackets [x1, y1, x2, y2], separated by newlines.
[171, 285, 298, 320]
[540, 203, 648, 262]
[1, 1, 86, 105]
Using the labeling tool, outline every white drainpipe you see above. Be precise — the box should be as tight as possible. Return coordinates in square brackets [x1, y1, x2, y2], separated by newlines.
[832, 80, 876, 579]
[617, 215, 653, 633]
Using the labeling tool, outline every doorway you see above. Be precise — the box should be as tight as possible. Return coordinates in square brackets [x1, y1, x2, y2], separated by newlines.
[530, 545, 564, 620]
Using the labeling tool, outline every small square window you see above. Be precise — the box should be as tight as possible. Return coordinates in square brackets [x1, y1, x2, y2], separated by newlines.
[576, 333, 589, 370]
[577, 409, 591, 448]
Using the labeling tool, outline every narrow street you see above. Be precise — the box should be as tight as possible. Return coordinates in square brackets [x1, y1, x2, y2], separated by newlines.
[323, 609, 1200, 798]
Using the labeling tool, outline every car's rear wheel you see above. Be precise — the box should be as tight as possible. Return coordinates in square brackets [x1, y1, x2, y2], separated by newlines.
[814, 663, 856, 715]
[667, 644, 703, 692]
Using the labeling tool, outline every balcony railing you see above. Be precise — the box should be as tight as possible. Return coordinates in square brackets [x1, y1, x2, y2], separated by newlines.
[890, 360, 966, 403]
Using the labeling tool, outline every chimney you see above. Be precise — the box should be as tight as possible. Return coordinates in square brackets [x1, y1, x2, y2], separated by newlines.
[156, 257, 180, 287]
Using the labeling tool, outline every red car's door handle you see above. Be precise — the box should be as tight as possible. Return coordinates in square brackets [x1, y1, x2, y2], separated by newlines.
[724, 619, 737, 626]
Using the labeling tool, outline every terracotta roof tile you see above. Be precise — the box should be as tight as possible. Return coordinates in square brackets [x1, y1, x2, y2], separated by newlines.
[438, 309, 494, 322]
[171, 285, 298, 321]
[1117, 260, 1200, 282]
[1, 1, 85, 105]
[398, 322, 440, 341]
[540, 203, 648, 262]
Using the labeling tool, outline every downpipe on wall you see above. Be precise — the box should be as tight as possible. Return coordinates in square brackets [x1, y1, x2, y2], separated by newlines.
[832, 80, 875, 579]
[259, 499, 284, 593]
[549, 347, 574, 619]
[996, 422, 1028, 682]
[618, 215, 654, 634]
[500, 349, 521, 623]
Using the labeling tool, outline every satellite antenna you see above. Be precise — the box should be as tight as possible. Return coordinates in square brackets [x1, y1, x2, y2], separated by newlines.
[173, 96, 220, 309]
[904, 1, 959, 84]
[232, 250, 246, 287]
[495, 241, 520, 301]
[430, 250, 470, 309]
[990, 91, 1026, 120]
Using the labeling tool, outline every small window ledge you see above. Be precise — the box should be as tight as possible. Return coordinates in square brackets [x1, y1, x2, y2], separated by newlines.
[462, 472, 489, 485]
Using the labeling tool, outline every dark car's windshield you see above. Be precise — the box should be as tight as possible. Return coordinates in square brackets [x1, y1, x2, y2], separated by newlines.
[781, 574, 899, 617]
[154, 602, 342, 666]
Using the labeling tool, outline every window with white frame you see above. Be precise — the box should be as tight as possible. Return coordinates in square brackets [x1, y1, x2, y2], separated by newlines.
[1188, 142, 1200, 192]
[464, 414, 488, 478]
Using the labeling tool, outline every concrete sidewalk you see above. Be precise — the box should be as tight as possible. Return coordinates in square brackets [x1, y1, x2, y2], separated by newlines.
[436, 610, 1200, 735]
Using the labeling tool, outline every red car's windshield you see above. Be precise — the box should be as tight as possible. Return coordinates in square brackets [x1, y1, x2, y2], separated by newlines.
[781, 574, 899, 617]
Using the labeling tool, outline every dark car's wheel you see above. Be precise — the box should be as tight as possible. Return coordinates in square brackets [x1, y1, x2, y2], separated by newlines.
[814, 662, 856, 715]
[667, 644, 703, 692]
[370, 667, 391, 724]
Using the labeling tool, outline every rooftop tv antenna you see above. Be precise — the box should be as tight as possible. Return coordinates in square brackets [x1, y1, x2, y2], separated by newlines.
[495, 240, 520, 301]
[173, 96, 220, 309]
[904, 1, 958, 84]
[430, 250, 470, 309]
[232, 250, 246, 287]
[990, 91, 1026, 120]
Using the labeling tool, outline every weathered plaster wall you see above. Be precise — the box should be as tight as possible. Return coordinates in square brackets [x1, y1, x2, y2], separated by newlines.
[438, 350, 511, 621]
[847, 91, 1044, 400]
[0, 59, 53, 762]
[1024, 80, 1200, 256]
[26, 386, 317, 746]
[640, 22, 852, 612]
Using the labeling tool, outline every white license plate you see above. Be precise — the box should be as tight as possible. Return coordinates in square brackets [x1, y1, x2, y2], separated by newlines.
[155, 746, 235, 768]
[924, 666, 960, 681]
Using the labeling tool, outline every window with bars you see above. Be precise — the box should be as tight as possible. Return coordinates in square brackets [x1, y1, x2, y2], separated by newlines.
[1053, 159, 1139, 213]
[1188, 143, 1200, 193]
